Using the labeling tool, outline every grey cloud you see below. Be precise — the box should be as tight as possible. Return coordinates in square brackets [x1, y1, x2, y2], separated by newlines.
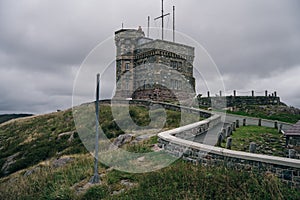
[0, 0, 299, 114]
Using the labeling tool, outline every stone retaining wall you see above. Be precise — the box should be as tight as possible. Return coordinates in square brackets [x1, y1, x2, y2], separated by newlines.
[158, 120, 300, 188]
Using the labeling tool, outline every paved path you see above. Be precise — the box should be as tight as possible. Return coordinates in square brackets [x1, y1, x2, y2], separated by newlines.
[181, 122, 229, 146]
[183, 112, 293, 146]
[216, 112, 292, 131]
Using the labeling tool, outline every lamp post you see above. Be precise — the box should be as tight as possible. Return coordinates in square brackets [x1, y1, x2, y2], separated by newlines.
[90, 73, 100, 184]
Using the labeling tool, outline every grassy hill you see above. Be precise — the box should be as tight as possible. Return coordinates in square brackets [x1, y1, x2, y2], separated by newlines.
[0, 114, 33, 124]
[227, 105, 300, 123]
[1, 154, 299, 200]
[220, 126, 287, 157]
[0, 102, 197, 177]
[0, 103, 299, 199]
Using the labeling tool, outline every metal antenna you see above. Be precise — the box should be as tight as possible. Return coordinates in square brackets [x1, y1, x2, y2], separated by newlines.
[90, 73, 100, 184]
[173, 6, 175, 42]
[147, 16, 150, 37]
[154, 0, 170, 40]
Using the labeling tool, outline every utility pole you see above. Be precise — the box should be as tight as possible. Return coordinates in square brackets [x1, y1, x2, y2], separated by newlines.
[154, 0, 170, 40]
[90, 73, 100, 184]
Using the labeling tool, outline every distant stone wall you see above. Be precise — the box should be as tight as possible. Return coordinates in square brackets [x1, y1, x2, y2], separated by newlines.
[198, 96, 281, 107]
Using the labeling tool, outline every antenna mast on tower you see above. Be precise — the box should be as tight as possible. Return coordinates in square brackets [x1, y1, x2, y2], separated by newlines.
[173, 6, 175, 42]
[147, 16, 150, 37]
[154, 0, 170, 40]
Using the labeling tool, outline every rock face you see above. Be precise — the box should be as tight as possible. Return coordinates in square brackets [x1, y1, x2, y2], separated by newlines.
[57, 131, 75, 143]
[23, 166, 40, 177]
[1, 152, 20, 175]
[110, 134, 133, 150]
[52, 157, 74, 168]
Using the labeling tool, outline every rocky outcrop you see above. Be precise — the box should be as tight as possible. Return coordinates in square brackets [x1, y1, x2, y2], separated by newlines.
[110, 134, 133, 150]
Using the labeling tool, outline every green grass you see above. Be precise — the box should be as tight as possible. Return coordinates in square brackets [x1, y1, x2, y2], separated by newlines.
[0, 103, 200, 177]
[0, 155, 299, 200]
[111, 161, 299, 200]
[227, 105, 300, 124]
[221, 126, 286, 157]
[1, 103, 299, 199]
[125, 135, 158, 153]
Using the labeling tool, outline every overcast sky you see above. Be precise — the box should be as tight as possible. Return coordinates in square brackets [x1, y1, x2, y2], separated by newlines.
[0, 0, 299, 114]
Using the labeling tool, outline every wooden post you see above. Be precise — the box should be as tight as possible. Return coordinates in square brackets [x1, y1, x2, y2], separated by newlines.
[258, 119, 261, 126]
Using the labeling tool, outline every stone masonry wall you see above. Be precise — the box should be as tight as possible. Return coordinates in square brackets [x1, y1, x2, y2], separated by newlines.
[198, 96, 281, 107]
[158, 117, 300, 188]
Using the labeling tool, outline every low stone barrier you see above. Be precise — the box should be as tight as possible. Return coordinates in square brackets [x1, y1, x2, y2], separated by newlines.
[158, 124, 300, 188]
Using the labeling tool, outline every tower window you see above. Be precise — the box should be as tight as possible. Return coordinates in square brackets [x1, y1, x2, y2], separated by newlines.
[125, 63, 130, 71]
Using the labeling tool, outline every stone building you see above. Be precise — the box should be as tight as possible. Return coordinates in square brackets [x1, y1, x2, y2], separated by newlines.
[114, 27, 195, 102]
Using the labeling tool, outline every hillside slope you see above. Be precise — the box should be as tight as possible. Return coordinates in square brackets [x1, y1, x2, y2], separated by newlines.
[0, 114, 33, 124]
[0, 103, 299, 199]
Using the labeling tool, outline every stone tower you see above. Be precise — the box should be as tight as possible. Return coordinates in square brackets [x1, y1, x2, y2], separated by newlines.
[114, 27, 195, 102]
[114, 27, 145, 98]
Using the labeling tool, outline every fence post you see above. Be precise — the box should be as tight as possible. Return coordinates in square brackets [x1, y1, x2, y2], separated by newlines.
[258, 119, 261, 126]
[278, 124, 283, 133]
[236, 119, 239, 128]
[227, 126, 232, 137]
[226, 137, 232, 149]
[274, 121, 278, 129]
[217, 133, 223, 147]
[289, 149, 296, 159]
[243, 118, 246, 126]
[249, 142, 256, 153]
